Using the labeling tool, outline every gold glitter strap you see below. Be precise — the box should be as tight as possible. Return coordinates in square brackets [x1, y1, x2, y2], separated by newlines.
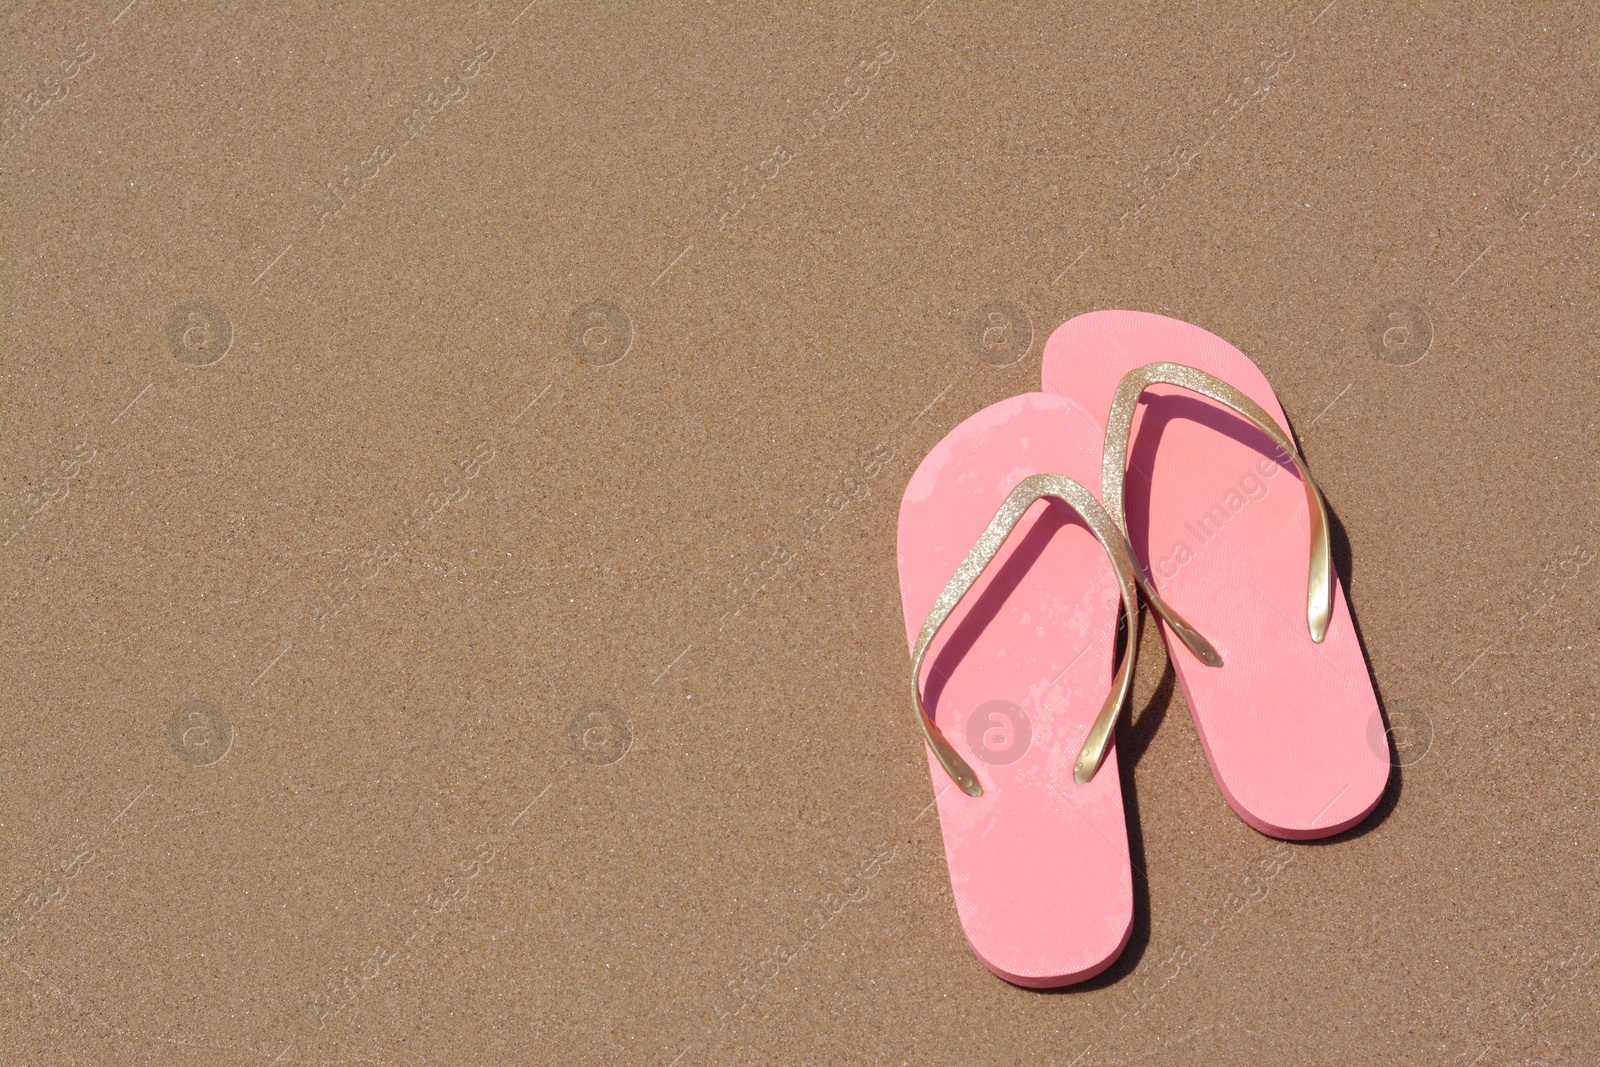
[1102, 361, 1334, 643]
[911, 473, 1145, 796]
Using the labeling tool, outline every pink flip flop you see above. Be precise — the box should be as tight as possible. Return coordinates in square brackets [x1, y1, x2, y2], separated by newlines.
[1040, 310, 1389, 840]
[898, 391, 1185, 987]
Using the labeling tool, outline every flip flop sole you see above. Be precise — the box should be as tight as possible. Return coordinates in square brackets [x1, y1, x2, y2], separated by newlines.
[898, 392, 1134, 986]
[1041, 310, 1389, 839]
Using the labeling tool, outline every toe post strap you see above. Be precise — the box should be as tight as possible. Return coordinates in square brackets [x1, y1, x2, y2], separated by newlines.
[911, 473, 1146, 794]
[1101, 361, 1335, 645]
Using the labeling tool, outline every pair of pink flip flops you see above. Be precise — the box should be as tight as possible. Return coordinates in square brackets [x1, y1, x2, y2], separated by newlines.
[897, 310, 1389, 987]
